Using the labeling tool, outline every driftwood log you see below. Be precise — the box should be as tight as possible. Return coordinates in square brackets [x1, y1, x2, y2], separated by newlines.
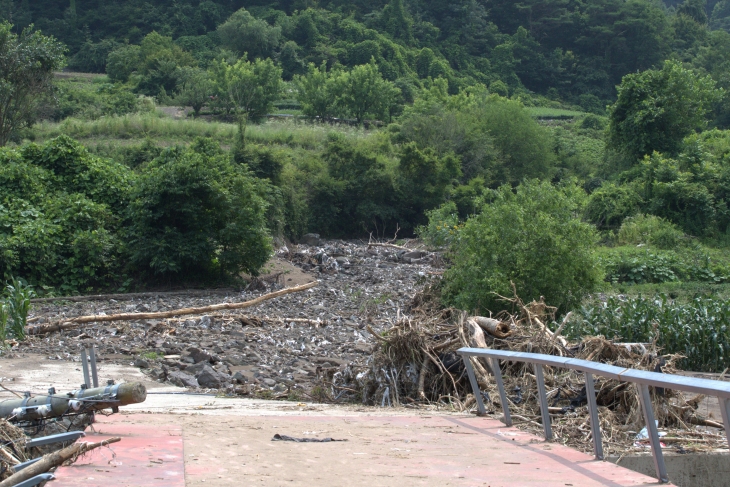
[25, 281, 318, 336]
[471, 316, 512, 339]
[0, 437, 121, 487]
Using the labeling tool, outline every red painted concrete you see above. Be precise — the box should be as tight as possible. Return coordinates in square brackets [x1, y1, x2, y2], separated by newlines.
[50, 412, 668, 486]
[52, 415, 185, 487]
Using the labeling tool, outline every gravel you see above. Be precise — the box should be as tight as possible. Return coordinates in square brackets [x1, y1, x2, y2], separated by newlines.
[15, 240, 442, 398]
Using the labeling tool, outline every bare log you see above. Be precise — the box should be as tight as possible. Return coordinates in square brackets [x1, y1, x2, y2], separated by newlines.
[417, 355, 429, 400]
[472, 316, 512, 339]
[25, 282, 318, 336]
[0, 437, 121, 487]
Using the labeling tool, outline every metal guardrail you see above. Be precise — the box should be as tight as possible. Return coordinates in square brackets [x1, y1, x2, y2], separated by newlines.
[457, 347, 730, 484]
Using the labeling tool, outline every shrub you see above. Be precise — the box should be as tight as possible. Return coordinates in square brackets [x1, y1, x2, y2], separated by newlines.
[599, 247, 729, 284]
[126, 140, 272, 280]
[443, 180, 602, 314]
[584, 182, 643, 230]
[617, 214, 685, 249]
[416, 201, 461, 249]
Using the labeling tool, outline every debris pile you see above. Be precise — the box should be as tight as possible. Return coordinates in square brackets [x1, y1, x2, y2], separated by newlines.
[0, 420, 28, 481]
[331, 287, 729, 455]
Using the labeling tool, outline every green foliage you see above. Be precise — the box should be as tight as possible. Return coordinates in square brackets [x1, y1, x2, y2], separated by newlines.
[565, 295, 730, 372]
[126, 140, 272, 280]
[174, 67, 213, 117]
[294, 62, 337, 120]
[211, 56, 283, 123]
[443, 180, 602, 314]
[217, 8, 281, 59]
[49, 77, 144, 121]
[416, 201, 461, 249]
[617, 214, 685, 249]
[599, 246, 729, 284]
[3, 276, 33, 340]
[331, 59, 401, 123]
[583, 182, 643, 231]
[0, 22, 65, 145]
[608, 60, 722, 162]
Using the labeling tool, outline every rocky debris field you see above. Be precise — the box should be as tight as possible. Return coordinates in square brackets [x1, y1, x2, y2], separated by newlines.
[15, 238, 442, 399]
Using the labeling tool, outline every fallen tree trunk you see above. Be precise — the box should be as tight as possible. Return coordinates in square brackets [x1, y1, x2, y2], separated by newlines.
[0, 437, 121, 487]
[26, 281, 318, 336]
[472, 316, 512, 338]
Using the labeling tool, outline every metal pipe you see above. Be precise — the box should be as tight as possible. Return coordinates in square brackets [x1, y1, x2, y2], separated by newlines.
[463, 358, 486, 415]
[0, 382, 146, 422]
[11, 458, 42, 473]
[13, 473, 54, 487]
[26, 431, 85, 448]
[89, 345, 99, 388]
[80, 348, 90, 388]
[534, 364, 552, 441]
[584, 372, 604, 460]
[638, 384, 668, 483]
[491, 357, 512, 426]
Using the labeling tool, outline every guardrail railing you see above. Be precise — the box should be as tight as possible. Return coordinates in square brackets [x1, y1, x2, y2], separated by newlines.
[457, 347, 730, 484]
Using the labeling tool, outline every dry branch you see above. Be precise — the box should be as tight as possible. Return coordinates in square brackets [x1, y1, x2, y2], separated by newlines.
[0, 437, 121, 487]
[472, 316, 512, 339]
[25, 281, 318, 336]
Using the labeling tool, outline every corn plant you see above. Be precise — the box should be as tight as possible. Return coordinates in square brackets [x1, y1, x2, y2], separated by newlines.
[0, 302, 7, 343]
[564, 294, 730, 372]
[5, 277, 34, 340]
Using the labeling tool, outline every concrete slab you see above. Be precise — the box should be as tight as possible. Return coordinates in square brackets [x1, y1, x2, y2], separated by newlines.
[52, 413, 667, 487]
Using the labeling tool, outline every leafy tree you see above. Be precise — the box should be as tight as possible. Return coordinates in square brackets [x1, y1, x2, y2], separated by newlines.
[294, 61, 337, 120]
[126, 141, 272, 279]
[217, 8, 281, 60]
[332, 58, 401, 123]
[0, 22, 65, 146]
[608, 60, 722, 162]
[106, 44, 141, 83]
[443, 180, 601, 314]
[174, 67, 212, 117]
[210, 56, 282, 135]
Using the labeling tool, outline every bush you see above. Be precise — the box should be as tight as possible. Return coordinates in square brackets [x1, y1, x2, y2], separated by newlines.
[416, 201, 461, 249]
[617, 214, 685, 248]
[443, 180, 602, 314]
[584, 182, 643, 230]
[126, 140, 272, 280]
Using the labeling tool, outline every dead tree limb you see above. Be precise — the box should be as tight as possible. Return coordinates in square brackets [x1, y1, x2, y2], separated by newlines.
[25, 281, 319, 336]
[0, 437, 121, 487]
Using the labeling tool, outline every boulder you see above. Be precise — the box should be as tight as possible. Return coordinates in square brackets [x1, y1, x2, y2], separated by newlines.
[195, 364, 228, 388]
[168, 370, 198, 388]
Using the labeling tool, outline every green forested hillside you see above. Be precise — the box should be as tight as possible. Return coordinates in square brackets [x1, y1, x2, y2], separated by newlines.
[3, 0, 730, 109]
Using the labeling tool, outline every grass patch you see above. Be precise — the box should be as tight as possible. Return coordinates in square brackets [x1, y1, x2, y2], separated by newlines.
[28, 114, 374, 150]
[526, 107, 585, 119]
[141, 351, 163, 360]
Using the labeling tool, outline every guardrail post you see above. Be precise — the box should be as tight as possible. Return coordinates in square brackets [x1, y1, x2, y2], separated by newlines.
[89, 344, 99, 388]
[463, 357, 486, 415]
[490, 357, 512, 427]
[81, 348, 91, 388]
[638, 384, 668, 483]
[534, 364, 553, 441]
[584, 372, 604, 460]
[720, 397, 730, 445]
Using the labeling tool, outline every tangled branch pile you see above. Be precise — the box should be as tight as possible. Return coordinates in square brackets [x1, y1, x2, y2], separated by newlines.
[330, 287, 728, 455]
[0, 419, 28, 481]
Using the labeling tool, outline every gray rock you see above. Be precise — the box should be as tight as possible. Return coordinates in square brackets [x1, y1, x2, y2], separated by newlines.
[273, 383, 287, 393]
[196, 364, 227, 388]
[300, 233, 322, 246]
[168, 370, 198, 388]
[185, 347, 212, 364]
[134, 358, 150, 369]
[335, 256, 350, 266]
[263, 378, 277, 387]
[184, 361, 209, 376]
[149, 367, 165, 380]
[232, 371, 247, 384]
